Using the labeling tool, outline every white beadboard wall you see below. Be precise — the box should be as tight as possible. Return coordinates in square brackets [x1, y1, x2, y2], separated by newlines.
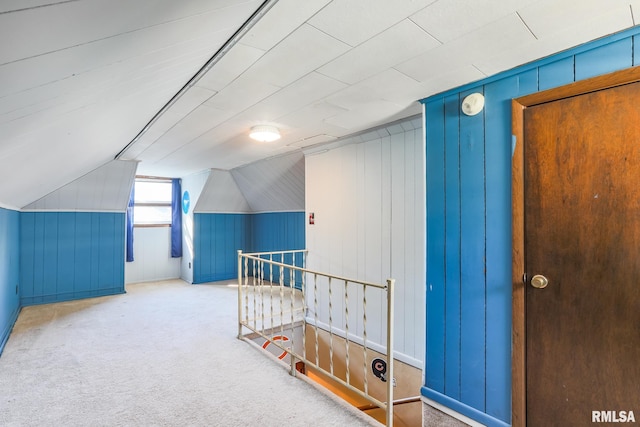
[194, 169, 251, 213]
[125, 226, 181, 284]
[22, 160, 137, 211]
[305, 117, 425, 366]
[180, 169, 210, 283]
[231, 151, 305, 212]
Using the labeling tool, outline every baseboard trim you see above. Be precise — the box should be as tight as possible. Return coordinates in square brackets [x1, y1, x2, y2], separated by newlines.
[0, 306, 21, 357]
[21, 287, 125, 306]
[421, 387, 510, 427]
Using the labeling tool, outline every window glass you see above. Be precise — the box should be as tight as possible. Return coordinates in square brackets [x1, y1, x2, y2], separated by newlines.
[133, 178, 172, 226]
[134, 181, 171, 203]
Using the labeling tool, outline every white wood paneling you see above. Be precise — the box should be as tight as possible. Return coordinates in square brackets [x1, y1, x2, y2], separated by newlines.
[180, 169, 211, 284]
[231, 151, 305, 212]
[125, 226, 181, 284]
[194, 169, 251, 213]
[305, 117, 425, 365]
[22, 160, 137, 211]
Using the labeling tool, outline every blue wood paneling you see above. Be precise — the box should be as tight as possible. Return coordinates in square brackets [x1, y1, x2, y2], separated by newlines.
[20, 212, 125, 306]
[421, 26, 640, 427]
[193, 213, 251, 284]
[483, 71, 536, 423]
[539, 57, 573, 92]
[250, 212, 305, 252]
[443, 94, 461, 400]
[458, 86, 486, 411]
[425, 98, 446, 393]
[575, 38, 632, 81]
[0, 208, 20, 355]
[192, 212, 305, 285]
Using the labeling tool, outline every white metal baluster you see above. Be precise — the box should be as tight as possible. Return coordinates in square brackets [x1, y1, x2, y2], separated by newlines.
[328, 277, 334, 376]
[386, 279, 395, 427]
[279, 262, 285, 343]
[301, 252, 307, 364]
[313, 273, 319, 367]
[363, 284, 368, 396]
[244, 256, 249, 328]
[237, 250, 243, 338]
[289, 253, 296, 376]
[269, 253, 274, 335]
[344, 280, 350, 385]
[260, 259, 265, 335]
[252, 259, 257, 331]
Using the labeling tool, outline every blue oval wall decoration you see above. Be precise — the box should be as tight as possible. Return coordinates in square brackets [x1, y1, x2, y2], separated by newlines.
[182, 191, 190, 214]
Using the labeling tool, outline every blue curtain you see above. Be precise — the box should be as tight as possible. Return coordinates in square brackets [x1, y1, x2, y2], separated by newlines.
[171, 178, 182, 258]
[126, 183, 135, 262]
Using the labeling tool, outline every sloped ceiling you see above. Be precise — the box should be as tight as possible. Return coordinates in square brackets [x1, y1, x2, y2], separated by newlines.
[1, 0, 639, 208]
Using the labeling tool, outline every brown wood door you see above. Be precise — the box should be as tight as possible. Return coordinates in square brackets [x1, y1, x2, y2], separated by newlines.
[524, 82, 640, 426]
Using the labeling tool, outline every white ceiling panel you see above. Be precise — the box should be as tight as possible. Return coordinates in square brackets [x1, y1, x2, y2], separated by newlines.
[475, 5, 636, 76]
[196, 43, 266, 92]
[318, 19, 440, 85]
[409, 65, 487, 99]
[0, 1, 72, 13]
[136, 105, 237, 163]
[1, 1, 638, 207]
[278, 102, 350, 130]
[409, 0, 537, 43]
[204, 74, 282, 112]
[242, 72, 347, 122]
[518, 0, 633, 38]
[0, 0, 260, 64]
[241, 0, 333, 51]
[164, 86, 217, 117]
[287, 134, 338, 149]
[0, 39, 212, 121]
[308, 0, 438, 47]
[324, 99, 408, 130]
[395, 13, 535, 82]
[0, 23, 232, 99]
[341, 68, 425, 105]
[243, 23, 351, 88]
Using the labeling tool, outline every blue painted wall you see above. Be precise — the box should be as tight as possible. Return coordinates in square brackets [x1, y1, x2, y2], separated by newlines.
[421, 28, 640, 427]
[193, 213, 251, 284]
[20, 212, 125, 306]
[193, 211, 305, 284]
[0, 208, 20, 354]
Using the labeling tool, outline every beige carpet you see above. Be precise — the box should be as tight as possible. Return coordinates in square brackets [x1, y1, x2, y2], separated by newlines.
[0, 280, 380, 427]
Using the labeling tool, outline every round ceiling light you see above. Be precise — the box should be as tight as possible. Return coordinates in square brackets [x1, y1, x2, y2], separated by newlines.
[249, 125, 281, 142]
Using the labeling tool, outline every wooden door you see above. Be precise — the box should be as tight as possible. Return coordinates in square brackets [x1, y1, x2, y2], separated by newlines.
[523, 82, 640, 426]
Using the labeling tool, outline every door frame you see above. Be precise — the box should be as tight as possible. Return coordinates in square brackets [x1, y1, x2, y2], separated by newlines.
[511, 65, 640, 427]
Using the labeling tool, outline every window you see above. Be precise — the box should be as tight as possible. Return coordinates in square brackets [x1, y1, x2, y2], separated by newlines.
[133, 177, 172, 226]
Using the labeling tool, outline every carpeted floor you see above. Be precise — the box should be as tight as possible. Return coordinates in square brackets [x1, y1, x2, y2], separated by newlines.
[0, 280, 380, 427]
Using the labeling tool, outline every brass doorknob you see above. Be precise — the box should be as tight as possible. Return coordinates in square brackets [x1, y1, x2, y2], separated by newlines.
[531, 274, 549, 289]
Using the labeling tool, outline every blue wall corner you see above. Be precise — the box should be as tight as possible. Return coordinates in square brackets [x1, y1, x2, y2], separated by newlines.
[421, 27, 640, 425]
[0, 208, 20, 356]
[192, 211, 305, 284]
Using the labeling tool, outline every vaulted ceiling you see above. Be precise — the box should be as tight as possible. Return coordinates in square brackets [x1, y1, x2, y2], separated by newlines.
[1, 0, 638, 208]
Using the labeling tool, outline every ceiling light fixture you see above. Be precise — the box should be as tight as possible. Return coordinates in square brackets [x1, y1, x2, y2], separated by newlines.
[461, 93, 485, 116]
[249, 125, 281, 142]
